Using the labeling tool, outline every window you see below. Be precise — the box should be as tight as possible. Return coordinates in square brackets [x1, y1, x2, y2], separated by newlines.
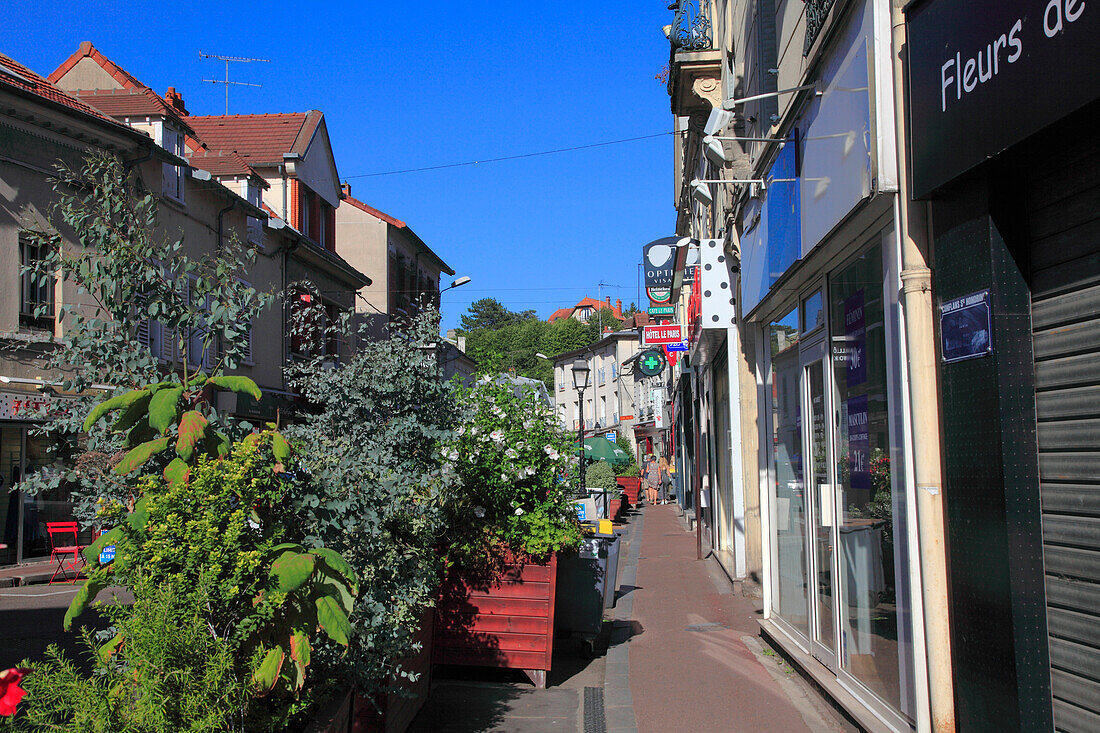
[244, 181, 263, 247]
[160, 125, 184, 203]
[324, 303, 341, 360]
[611, 360, 618, 380]
[19, 235, 53, 330]
[186, 277, 214, 371]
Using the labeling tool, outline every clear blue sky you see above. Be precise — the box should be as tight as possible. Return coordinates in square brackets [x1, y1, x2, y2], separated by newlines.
[4, 1, 675, 333]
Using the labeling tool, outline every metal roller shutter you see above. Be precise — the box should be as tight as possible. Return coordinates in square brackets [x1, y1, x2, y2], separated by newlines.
[1030, 130, 1100, 733]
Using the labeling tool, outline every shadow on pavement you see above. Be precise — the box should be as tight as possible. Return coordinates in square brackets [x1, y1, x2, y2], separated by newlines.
[0, 584, 128, 669]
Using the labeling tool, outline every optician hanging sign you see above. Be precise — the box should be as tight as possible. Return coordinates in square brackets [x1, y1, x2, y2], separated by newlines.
[643, 236, 690, 305]
[906, 0, 1100, 197]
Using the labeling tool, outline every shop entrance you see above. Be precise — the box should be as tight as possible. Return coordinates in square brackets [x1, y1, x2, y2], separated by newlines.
[767, 239, 916, 726]
[800, 337, 837, 670]
[0, 424, 73, 565]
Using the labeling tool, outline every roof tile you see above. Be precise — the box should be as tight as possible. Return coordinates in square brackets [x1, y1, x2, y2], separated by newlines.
[0, 53, 118, 124]
[187, 113, 316, 167]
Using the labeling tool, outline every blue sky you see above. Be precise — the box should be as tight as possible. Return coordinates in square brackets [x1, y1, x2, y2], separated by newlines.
[4, 1, 675, 332]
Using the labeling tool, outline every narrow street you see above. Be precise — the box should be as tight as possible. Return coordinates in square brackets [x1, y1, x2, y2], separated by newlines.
[412, 503, 856, 732]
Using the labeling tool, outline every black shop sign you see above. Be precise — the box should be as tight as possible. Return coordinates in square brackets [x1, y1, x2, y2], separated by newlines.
[906, 0, 1100, 198]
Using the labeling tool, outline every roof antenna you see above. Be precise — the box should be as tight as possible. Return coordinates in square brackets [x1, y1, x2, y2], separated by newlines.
[199, 51, 270, 115]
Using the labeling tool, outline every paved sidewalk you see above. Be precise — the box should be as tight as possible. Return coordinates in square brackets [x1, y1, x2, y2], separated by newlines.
[627, 504, 856, 733]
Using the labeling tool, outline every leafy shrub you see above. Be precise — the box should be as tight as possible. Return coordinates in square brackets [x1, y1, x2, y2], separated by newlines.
[585, 460, 618, 494]
[615, 462, 641, 478]
[444, 378, 582, 568]
[284, 308, 459, 693]
[11, 436, 355, 731]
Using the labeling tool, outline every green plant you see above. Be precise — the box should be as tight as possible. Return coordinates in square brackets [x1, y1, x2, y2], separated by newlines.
[444, 378, 581, 567]
[615, 462, 641, 478]
[585, 461, 618, 494]
[283, 308, 459, 693]
[13, 152, 273, 524]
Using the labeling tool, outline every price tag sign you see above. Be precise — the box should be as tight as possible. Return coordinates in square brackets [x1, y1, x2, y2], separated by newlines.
[99, 545, 116, 564]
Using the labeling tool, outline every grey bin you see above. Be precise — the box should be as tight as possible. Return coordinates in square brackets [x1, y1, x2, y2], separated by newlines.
[585, 486, 611, 519]
[554, 529, 623, 641]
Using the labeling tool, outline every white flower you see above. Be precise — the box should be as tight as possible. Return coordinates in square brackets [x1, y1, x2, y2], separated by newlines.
[505, 448, 517, 459]
[523, 420, 533, 430]
[457, 426, 466, 436]
[448, 450, 459, 462]
[480, 375, 492, 384]
[470, 426, 479, 436]
[524, 466, 536, 477]
[515, 507, 525, 516]
[490, 430, 504, 444]
[500, 472, 509, 481]
[473, 506, 485, 518]
[545, 448, 560, 460]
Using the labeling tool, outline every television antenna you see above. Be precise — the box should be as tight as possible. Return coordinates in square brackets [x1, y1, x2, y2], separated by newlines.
[199, 52, 270, 114]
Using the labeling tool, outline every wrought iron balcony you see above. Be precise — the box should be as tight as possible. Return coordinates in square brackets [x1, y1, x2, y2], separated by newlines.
[667, 1, 712, 54]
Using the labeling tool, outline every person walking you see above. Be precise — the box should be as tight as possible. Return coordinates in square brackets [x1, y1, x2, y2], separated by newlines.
[644, 454, 660, 506]
[658, 456, 672, 504]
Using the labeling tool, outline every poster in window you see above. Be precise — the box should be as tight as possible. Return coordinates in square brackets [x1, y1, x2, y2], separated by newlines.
[847, 394, 870, 491]
[845, 289, 866, 387]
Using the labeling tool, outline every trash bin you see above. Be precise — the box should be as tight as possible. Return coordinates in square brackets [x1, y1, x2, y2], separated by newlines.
[555, 532, 606, 641]
[599, 529, 621, 610]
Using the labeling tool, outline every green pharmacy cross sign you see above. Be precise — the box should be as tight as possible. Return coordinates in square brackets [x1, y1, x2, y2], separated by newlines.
[638, 349, 666, 377]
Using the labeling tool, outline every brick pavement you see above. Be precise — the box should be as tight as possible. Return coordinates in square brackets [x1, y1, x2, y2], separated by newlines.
[627, 503, 854, 733]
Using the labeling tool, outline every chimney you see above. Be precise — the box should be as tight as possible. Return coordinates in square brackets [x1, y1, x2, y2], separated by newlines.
[164, 87, 189, 116]
[616, 298, 622, 313]
[341, 182, 352, 198]
[606, 296, 611, 308]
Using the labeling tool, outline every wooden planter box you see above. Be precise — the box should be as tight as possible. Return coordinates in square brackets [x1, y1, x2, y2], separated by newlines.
[609, 497, 623, 522]
[432, 553, 557, 689]
[616, 476, 641, 506]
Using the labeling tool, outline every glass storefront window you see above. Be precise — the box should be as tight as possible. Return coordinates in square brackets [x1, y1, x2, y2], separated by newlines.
[0, 425, 76, 564]
[768, 306, 807, 635]
[829, 243, 911, 712]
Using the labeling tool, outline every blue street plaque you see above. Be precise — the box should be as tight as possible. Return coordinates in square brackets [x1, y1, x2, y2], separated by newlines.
[606, 431, 617, 442]
[667, 342, 688, 352]
[940, 290, 992, 364]
[99, 545, 116, 564]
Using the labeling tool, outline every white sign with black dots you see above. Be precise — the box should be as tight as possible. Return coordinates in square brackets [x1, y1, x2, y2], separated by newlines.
[699, 238, 736, 328]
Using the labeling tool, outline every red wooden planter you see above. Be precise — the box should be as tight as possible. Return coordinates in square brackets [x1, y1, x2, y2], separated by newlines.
[432, 553, 557, 688]
[616, 476, 641, 506]
[609, 497, 623, 522]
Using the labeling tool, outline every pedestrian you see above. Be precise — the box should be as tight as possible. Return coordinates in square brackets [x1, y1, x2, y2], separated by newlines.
[644, 454, 660, 505]
[658, 456, 671, 504]
[667, 459, 678, 503]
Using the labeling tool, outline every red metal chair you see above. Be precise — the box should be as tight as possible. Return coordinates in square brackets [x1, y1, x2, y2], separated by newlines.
[46, 522, 85, 584]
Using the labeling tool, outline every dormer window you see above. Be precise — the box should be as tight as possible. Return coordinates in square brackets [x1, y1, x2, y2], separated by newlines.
[160, 124, 185, 204]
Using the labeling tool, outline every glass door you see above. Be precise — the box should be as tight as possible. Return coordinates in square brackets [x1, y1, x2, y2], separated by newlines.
[801, 338, 837, 669]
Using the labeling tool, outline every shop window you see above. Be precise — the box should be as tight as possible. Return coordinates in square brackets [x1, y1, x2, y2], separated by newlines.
[829, 242, 912, 712]
[801, 289, 824, 334]
[767, 305, 807, 635]
[19, 235, 54, 331]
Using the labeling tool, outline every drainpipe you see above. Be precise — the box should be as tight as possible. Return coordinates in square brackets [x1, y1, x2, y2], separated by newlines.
[891, 2, 955, 730]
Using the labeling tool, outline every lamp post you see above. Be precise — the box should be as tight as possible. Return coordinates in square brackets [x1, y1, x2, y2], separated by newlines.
[571, 357, 591, 495]
[440, 275, 471, 294]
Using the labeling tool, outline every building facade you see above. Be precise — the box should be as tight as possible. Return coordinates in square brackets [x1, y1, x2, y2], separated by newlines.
[552, 331, 642, 459]
[0, 46, 368, 565]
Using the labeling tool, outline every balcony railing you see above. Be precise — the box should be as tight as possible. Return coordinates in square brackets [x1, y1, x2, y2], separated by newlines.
[668, 1, 712, 54]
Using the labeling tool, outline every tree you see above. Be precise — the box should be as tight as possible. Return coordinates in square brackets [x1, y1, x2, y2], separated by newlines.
[14, 152, 274, 524]
[459, 298, 534, 332]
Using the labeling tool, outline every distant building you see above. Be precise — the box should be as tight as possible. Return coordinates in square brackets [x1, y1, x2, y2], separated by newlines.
[546, 296, 625, 326]
[336, 183, 453, 339]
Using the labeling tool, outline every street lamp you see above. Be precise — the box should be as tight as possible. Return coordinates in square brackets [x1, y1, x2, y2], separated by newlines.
[571, 358, 591, 494]
[440, 275, 471, 294]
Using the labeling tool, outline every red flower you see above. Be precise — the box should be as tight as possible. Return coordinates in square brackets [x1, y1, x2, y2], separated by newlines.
[0, 667, 29, 716]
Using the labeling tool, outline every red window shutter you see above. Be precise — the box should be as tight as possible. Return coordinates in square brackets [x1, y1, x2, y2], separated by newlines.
[289, 180, 300, 230]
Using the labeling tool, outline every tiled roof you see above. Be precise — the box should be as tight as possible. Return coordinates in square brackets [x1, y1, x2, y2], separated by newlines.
[187, 112, 322, 167]
[186, 150, 268, 187]
[0, 53, 118, 125]
[342, 194, 407, 228]
[74, 88, 194, 134]
[547, 308, 573, 323]
[48, 41, 147, 90]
